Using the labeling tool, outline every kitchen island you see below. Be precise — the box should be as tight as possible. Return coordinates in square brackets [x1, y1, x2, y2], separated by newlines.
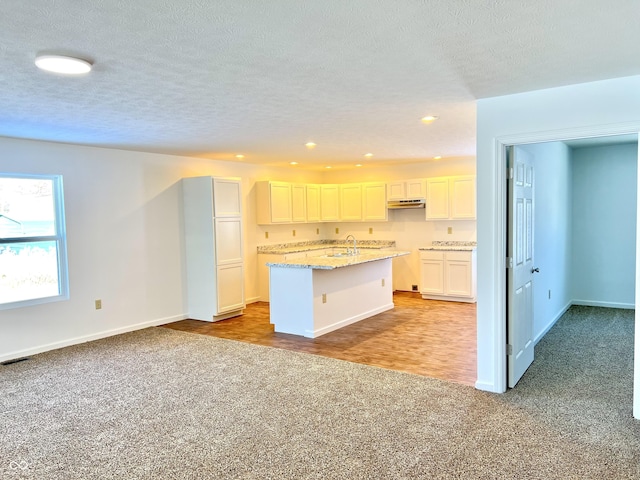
[267, 250, 409, 338]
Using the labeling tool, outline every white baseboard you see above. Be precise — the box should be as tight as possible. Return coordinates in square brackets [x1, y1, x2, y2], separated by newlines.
[475, 379, 503, 393]
[244, 296, 261, 305]
[0, 313, 187, 364]
[534, 301, 572, 345]
[572, 299, 635, 309]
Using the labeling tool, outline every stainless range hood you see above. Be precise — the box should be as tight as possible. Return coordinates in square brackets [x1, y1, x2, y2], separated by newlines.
[387, 198, 426, 209]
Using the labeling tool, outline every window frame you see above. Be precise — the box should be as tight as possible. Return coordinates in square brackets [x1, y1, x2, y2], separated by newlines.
[0, 173, 69, 310]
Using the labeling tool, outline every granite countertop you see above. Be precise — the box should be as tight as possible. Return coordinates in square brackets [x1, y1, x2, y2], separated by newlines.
[266, 250, 410, 270]
[258, 239, 395, 255]
[419, 241, 477, 251]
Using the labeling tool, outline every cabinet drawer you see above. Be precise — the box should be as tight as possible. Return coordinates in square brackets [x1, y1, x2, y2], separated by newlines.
[445, 251, 471, 261]
[420, 250, 444, 261]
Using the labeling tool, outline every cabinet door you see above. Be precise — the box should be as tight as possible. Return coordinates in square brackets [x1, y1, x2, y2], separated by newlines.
[387, 181, 406, 200]
[320, 184, 340, 221]
[421, 260, 444, 294]
[214, 217, 243, 265]
[213, 178, 242, 217]
[306, 184, 321, 222]
[445, 260, 472, 297]
[450, 176, 476, 219]
[406, 179, 426, 198]
[291, 184, 307, 222]
[426, 177, 450, 219]
[340, 184, 362, 221]
[216, 263, 245, 314]
[362, 182, 387, 221]
[270, 182, 292, 223]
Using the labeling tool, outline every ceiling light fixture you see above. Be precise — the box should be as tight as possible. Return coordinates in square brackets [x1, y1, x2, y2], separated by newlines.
[433, 155, 442, 160]
[290, 161, 298, 165]
[325, 166, 331, 169]
[421, 115, 438, 124]
[235, 154, 245, 159]
[364, 153, 373, 158]
[35, 54, 92, 74]
[305, 142, 317, 149]
[355, 164, 363, 167]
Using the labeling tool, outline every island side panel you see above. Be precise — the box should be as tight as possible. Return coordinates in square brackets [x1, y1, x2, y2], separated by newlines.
[311, 258, 394, 337]
[269, 267, 315, 336]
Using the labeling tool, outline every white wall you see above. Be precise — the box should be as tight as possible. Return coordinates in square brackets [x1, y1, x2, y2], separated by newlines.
[0, 136, 322, 361]
[475, 74, 640, 415]
[516, 142, 573, 342]
[571, 143, 638, 308]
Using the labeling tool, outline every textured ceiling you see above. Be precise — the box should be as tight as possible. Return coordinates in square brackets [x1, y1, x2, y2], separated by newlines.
[1, 0, 639, 170]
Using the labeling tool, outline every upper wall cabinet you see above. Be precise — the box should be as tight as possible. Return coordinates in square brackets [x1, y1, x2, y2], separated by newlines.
[257, 180, 387, 224]
[320, 184, 340, 221]
[388, 179, 426, 200]
[362, 182, 388, 221]
[256, 181, 293, 224]
[340, 183, 363, 221]
[306, 184, 321, 222]
[426, 175, 476, 220]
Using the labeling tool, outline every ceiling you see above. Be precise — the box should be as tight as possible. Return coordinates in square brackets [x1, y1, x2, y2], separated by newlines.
[1, 1, 639, 171]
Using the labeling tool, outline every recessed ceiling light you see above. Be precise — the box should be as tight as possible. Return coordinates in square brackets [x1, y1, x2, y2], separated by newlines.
[364, 153, 373, 158]
[355, 164, 363, 167]
[325, 166, 331, 169]
[235, 154, 245, 159]
[305, 142, 317, 149]
[290, 161, 298, 165]
[35, 54, 92, 74]
[433, 155, 442, 160]
[421, 115, 438, 124]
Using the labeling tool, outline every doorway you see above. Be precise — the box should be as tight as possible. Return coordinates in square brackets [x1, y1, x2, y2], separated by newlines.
[505, 134, 638, 387]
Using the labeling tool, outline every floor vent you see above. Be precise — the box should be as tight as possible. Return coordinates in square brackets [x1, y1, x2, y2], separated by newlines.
[1, 357, 30, 366]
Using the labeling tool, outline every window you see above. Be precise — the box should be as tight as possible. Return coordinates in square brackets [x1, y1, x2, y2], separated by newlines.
[0, 174, 68, 309]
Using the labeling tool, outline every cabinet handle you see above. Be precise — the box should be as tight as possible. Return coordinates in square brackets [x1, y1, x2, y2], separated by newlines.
[531, 267, 540, 274]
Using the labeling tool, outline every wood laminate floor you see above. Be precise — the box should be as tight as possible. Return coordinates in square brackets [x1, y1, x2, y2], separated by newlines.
[162, 292, 477, 386]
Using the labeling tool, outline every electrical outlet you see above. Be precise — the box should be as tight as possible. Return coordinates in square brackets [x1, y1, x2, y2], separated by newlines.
[316, 228, 320, 235]
[369, 227, 373, 234]
[381, 279, 385, 287]
[412, 285, 418, 291]
[447, 226, 453, 234]
[292, 229, 296, 237]
[265, 231, 269, 239]
[322, 293, 327, 303]
[95, 299, 102, 310]
[548, 290, 551, 299]
[335, 227, 339, 234]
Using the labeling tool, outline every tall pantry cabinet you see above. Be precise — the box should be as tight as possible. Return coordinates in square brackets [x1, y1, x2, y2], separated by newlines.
[182, 176, 245, 321]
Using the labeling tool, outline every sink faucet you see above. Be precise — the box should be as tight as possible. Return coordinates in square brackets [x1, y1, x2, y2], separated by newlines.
[345, 234, 358, 255]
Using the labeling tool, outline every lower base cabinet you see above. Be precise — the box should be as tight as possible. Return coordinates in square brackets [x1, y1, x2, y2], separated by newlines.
[419, 249, 476, 303]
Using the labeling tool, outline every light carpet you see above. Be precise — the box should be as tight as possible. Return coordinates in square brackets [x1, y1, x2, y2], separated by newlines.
[1, 306, 639, 479]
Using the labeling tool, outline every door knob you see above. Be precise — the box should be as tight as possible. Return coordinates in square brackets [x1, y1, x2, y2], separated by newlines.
[531, 267, 540, 274]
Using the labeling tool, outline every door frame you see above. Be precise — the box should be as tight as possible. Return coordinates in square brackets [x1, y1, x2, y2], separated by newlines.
[487, 124, 640, 412]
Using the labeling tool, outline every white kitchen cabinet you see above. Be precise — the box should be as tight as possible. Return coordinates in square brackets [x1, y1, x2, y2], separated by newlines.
[256, 181, 292, 224]
[291, 184, 307, 222]
[420, 249, 476, 302]
[183, 176, 245, 320]
[425, 175, 476, 220]
[320, 184, 340, 221]
[306, 184, 321, 222]
[340, 183, 362, 221]
[388, 179, 426, 200]
[257, 250, 309, 301]
[362, 182, 388, 221]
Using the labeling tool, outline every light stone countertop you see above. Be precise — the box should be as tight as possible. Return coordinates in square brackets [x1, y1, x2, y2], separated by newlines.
[419, 241, 477, 252]
[258, 239, 395, 255]
[266, 250, 410, 270]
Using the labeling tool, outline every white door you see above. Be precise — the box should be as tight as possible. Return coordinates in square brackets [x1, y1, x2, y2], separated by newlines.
[507, 146, 536, 388]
